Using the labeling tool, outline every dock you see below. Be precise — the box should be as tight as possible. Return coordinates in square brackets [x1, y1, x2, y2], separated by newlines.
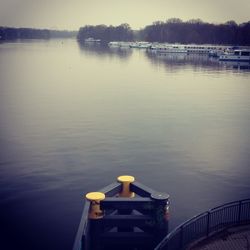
[73, 175, 170, 250]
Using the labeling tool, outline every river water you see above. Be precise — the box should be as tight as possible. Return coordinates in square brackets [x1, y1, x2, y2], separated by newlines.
[0, 39, 249, 250]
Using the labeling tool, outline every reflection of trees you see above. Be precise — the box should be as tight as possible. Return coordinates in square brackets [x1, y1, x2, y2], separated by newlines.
[145, 51, 250, 72]
[145, 51, 221, 72]
[78, 42, 132, 60]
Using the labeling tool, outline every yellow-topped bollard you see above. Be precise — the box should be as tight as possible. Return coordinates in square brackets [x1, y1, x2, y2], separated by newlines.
[85, 192, 105, 219]
[117, 175, 135, 197]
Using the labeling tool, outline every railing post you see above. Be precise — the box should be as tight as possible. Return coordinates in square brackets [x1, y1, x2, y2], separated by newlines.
[86, 192, 105, 250]
[238, 200, 242, 223]
[151, 192, 170, 245]
[206, 211, 210, 237]
[180, 225, 184, 250]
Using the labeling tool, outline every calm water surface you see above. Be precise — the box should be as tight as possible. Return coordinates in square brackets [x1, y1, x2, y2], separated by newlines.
[0, 40, 250, 250]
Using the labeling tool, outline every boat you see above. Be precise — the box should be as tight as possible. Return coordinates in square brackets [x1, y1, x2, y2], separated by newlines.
[150, 44, 188, 54]
[119, 42, 132, 48]
[84, 37, 101, 43]
[108, 41, 121, 47]
[130, 42, 152, 49]
[219, 49, 250, 62]
[208, 49, 224, 57]
[108, 41, 132, 48]
[149, 44, 230, 55]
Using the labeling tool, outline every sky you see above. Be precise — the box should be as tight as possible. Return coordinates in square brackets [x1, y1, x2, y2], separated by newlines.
[0, 0, 250, 30]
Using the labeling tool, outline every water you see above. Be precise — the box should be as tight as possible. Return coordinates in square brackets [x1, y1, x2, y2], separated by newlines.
[0, 39, 249, 250]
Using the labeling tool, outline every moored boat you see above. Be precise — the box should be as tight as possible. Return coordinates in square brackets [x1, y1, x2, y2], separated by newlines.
[108, 41, 120, 47]
[149, 44, 230, 55]
[150, 45, 188, 54]
[130, 42, 152, 48]
[84, 37, 101, 43]
[219, 49, 250, 62]
[108, 41, 132, 48]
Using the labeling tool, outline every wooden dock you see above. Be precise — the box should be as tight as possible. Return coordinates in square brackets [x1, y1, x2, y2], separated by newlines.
[73, 176, 170, 250]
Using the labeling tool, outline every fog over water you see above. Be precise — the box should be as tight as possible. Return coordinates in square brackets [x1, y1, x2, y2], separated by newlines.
[0, 40, 250, 250]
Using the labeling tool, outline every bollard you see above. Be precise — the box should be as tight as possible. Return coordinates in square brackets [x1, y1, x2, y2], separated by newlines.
[86, 192, 105, 219]
[86, 192, 105, 250]
[117, 175, 135, 232]
[117, 175, 135, 198]
[151, 192, 170, 245]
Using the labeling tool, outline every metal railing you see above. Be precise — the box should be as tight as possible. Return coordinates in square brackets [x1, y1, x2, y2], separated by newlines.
[155, 199, 250, 250]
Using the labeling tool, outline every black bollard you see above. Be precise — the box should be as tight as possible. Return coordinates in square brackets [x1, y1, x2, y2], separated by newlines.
[151, 192, 170, 245]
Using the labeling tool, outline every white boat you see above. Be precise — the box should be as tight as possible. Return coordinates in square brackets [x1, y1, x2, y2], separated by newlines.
[150, 44, 187, 53]
[119, 42, 132, 48]
[108, 41, 121, 47]
[84, 37, 101, 43]
[108, 41, 132, 48]
[150, 44, 230, 55]
[219, 50, 250, 62]
[184, 45, 230, 54]
[130, 42, 151, 48]
[208, 49, 224, 57]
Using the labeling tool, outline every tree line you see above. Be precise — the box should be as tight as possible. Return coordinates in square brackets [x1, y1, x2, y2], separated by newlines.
[77, 23, 133, 42]
[1, 19, 250, 45]
[140, 19, 250, 45]
[78, 19, 250, 45]
[0, 27, 77, 40]
[0, 27, 50, 40]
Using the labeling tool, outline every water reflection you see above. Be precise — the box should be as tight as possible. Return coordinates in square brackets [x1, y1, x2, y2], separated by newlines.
[220, 61, 250, 70]
[145, 51, 250, 72]
[77, 42, 132, 60]
[146, 51, 220, 72]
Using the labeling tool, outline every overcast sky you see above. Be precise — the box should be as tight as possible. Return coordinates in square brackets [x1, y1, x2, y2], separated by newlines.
[0, 0, 250, 30]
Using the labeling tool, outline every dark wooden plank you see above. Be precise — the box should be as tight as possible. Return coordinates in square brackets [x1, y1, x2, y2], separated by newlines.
[100, 231, 154, 245]
[99, 182, 122, 197]
[101, 214, 153, 227]
[100, 197, 153, 210]
[131, 181, 156, 197]
[72, 201, 91, 250]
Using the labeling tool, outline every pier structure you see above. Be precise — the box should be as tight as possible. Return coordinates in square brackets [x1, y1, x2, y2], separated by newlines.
[73, 175, 170, 250]
[73, 177, 250, 250]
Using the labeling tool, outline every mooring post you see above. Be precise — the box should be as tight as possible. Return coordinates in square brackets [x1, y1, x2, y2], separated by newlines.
[117, 175, 135, 198]
[85, 192, 105, 250]
[151, 192, 170, 245]
[117, 175, 135, 232]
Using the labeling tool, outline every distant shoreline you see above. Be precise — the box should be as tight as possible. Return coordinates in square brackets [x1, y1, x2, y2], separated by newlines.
[0, 27, 77, 40]
[1, 18, 250, 46]
[77, 20, 250, 46]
